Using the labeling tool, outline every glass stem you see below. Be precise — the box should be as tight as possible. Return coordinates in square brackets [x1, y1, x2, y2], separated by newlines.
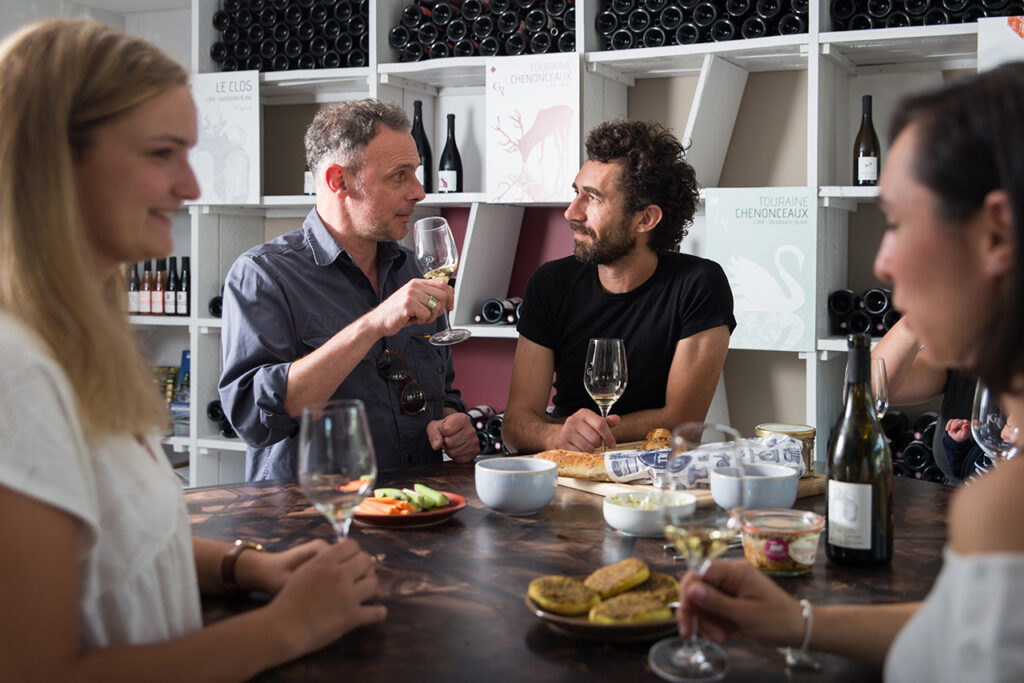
[441, 308, 454, 333]
[330, 515, 352, 541]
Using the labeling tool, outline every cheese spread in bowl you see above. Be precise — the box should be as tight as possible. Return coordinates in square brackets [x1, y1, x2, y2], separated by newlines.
[603, 491, 696, 537]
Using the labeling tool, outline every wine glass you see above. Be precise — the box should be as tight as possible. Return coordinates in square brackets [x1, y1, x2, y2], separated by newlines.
[414, 216, 471, 346]
[649, 423, 743, 683]
[872, 358, 888, 420]
[298, 399, 378, 541]
[584, 338, 628, 419]
[971, 380, 1020, 475]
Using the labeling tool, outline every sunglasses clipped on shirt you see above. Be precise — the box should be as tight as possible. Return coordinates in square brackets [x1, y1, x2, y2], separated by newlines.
[376, 348, 427, 415]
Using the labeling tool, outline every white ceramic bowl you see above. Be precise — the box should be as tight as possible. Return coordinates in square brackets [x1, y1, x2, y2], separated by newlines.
[603, 491, 697, 537]
[475, 457, 558, 516]
[710, 464, 800, 510]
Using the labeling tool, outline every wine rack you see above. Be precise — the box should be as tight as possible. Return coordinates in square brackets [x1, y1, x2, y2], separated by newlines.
[829, 0, 1024, 29]
[210, 0, 370, 71]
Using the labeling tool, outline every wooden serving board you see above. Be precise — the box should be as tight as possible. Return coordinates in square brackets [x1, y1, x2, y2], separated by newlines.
[557, 473, 827, 508]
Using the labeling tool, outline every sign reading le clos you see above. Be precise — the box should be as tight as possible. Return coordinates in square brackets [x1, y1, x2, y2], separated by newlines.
[705, 187, 817, 353]
[190, 71, 261, 205]
[485, 52, 580, 204]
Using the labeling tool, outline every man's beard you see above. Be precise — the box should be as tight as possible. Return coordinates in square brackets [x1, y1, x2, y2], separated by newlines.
[571, 219, 636, 265]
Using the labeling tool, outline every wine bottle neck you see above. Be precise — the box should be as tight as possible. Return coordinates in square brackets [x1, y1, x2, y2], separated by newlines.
[862, 96, 873, 119]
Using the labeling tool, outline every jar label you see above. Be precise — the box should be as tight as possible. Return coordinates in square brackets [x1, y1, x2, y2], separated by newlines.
[827, 480, 872, 550]
[764, 537, 789, 562]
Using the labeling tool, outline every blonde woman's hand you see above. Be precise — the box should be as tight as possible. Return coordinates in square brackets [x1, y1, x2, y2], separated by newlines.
[268, 538, 386, 656]
[236, 539, 329, 595]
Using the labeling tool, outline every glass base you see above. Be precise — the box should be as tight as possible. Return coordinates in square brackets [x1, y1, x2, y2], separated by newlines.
[648, 636, 728, 683]
[429, 327, 472, 346]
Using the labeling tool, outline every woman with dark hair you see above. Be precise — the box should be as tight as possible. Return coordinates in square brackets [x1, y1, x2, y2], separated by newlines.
[674, 62, 1024, 681]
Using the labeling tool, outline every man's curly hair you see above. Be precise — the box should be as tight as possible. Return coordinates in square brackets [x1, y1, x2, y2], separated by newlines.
[584, 119, 700, 253]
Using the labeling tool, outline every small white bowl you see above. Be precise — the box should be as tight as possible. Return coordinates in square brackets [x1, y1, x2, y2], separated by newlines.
[475, 457, 558, 516]
[603, 491, 697, 537]
[710, 464, 800, 510]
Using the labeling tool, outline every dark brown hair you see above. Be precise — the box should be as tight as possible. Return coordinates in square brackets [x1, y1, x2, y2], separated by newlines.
[889, 62, 1024, 393]
[584, 119, 700, 254]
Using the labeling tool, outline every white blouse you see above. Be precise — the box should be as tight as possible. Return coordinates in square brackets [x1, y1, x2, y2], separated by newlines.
[885, 546, 1024, 682]
[0, 313, 202, 650]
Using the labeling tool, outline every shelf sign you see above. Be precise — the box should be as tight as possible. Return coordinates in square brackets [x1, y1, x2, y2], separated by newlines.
[978, 17, 1024, 72]
[705, 187, 817, 352]
[485, 53, 579, 203]
[189, 71, 261, 205]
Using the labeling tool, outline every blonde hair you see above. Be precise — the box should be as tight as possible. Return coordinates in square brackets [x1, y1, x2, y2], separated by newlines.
[0, 19, 189, 438]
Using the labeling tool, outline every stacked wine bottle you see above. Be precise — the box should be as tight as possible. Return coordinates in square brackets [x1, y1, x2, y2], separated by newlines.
[880, 410, 948, 485]
[469, 405, 510, 455]
[827, 287, 901, 338]
[831, 0, 1024, 30]
[389, 0, 577, 61]
[210, 0, 370, 72]
[473, 296, 523, 325]
[597, 0, 808, 49]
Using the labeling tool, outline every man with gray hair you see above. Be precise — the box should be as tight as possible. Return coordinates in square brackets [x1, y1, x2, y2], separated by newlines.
[220, 99, 479, 480]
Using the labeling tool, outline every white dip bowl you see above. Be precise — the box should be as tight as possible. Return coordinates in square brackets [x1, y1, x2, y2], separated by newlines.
[603, 491, 697, 537]
[710, 464, 800, 510]
[475, 457, 558, 516]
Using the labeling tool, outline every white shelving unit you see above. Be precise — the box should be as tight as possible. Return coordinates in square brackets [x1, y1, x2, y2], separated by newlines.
[28, 0, 979, 484]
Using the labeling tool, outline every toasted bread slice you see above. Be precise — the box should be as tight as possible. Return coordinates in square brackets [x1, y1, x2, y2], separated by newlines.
[642, 428, 672, 450]
[584, 558, 650, 599]
[628, 571, 679, 605]
[588, 592, 672, 624]
[533, 449, 609, 481]
[528, 576, 600, 616]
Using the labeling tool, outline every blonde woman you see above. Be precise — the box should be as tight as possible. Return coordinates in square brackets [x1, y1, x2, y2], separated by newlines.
[0, 19, 385, 680]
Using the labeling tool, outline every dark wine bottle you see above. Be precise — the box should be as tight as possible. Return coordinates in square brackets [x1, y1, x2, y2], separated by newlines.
[505, 32, 527, 54]
[411, 101, 433, 193]
[152, 258, 167, 316]
[403, 4, 432, 28]
[710, 17, 736, 40]
[777, 12, 807, 33]
[902, 440, 932, 471]
[127, 262, 141, 315]
[546, 0, 568, 15]
[862, 288, 891, 315]
[390, 25, 412, 49]
[826, 333, 894, 567]
[867, 0, 893, 17]
[849, 12, 875, 28]
[213, 9, 232, 31]
[447, 19, 470, 41]
[479, 35, 502, 55]
[177, 256, 191, 317]
[884, 11, 911, 26]
[247, 24, 266, 44]
[529, 31, 552, 52]
[741, 15, 768, 37]
[165, 256, 179, 316]
[830, 0, 857, 26]
[432, 2, 459, 26]
[660, 5, 684, 29]
[474, 14, 496, 39]
[612, 0, 635, 14]
[675, 22, 701, 43]
[428, 41, 451, 59]
[628, 9, 653, 32]
[526, 8, 549, 31]
[846, 309, 872, 334]
[923, 7, 950, 22]
[912, 411, 939, 440]
[481, 297, 519, 324]
[484, 413, 504, 441]
[596, 10, 620, 35]
[211, 41, 229, 64]
[463, 0, 485, 21]
[496, 9, 521, 34]
[453, 38, 479, 55]
[140, 260, 153, 315]
[562, 6, 576, 30]
[643, 26, 667, 46]
[468, 405, 497, 432]
[335, 0, 354, 22]
[693, 2, 719, 27]
[882, 309, 901, 331]
[853, 95, 881, 186]
[611, 27, 635, 48]
[904, 0, 932, 15]
[438, 113, 463, 193]
[557, 30, 576, 51]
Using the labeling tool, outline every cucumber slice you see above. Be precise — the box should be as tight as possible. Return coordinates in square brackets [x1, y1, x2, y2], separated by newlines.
[414, 483, 449, 508]
[401, 489, 425, 511]
[374, 488, 407, 501]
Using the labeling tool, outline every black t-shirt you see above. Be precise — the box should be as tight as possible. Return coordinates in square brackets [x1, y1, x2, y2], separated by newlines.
[935, 369, 976, 481]
[516, 253, 736, 418]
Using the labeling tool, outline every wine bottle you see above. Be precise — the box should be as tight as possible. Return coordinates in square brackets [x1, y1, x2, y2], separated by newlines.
[468, 405, 497, 430]
[388, 23, 408, 50]
[152, 258, 167, 316]
[557, 30, 576, 51]
[463, 0, 485, 21]
[912, 411, 939, 440]
[479, 35, 502, 55]
[741, 15, 768, 37]
[828, 290, 857, 333]
[529, 31, 552, 52]
[862, 287, 891, 315]
[777, 12, 807, 33]
[432, 2, 459, 26]
[710, 17, 736, 40]
[867, 0, 893, 17]
[611, 28, 635, 48]
[438, 113, 463, 193]
[165, 256, 179, 316]
[849, 12, 874, 28]
[411, 100, 433, 193]
[596, 10, 619, 35]
[901, 439, 932, 471]
[140, 260, 153, 315]
[693, 2, 719, 27]
[474, 15, 496, 39]
[484, 413, 504, 441]
[643, 26, 666, 46]
[481, 297, 519, 324]
[628, 9, 652, 32]
[177, 256, 191, 317]
[447, 19, 470, 42]
[830, 0, 857, 27]
[826, 333, 894, 567]
[846, 309, 872, 334]
[675, 22, 701, 44]
[882, 309, 901, 332]
[659, 5, 684, 29]
[428, 41, 450, 59]
[853, 95, 881, 186]
[127, 263, 140, 315]
[403, 4, 432, 28]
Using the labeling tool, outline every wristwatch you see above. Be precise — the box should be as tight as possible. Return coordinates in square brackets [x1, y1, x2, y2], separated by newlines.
[221, 539, 265, 593]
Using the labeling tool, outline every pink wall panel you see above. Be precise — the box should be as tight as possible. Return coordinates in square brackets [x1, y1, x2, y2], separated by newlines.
[451, 206, 573, 411]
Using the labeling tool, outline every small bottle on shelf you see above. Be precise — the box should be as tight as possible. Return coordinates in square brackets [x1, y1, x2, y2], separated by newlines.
[177, 257, 191, 317]
[853, 95, 881, 186]
[152, 258, 167, 316]
[411, 100, 433, 192]
[438, 114, 463, 193]
[127, 262, 140, 315]
[140, 260, 153, 315]
[165, 256, 179, 316]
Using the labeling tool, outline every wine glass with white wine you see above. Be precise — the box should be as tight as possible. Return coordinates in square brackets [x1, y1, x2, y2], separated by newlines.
[970, 380, 1020, 477]
[584, 338, 627, 419]
[298, 399, 377, 541]
[414, 216, 471, 346]
[649, 423, 744, 682]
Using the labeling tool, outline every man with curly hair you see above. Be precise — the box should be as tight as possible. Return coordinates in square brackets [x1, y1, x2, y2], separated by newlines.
[503, 119, 735, 454]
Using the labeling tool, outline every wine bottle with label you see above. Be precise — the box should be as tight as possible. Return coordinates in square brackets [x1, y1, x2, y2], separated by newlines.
[140, 260, 153, 315]
[826, 333, 893, 566]
[152, 258, 167, 316]
[438, 113, 463, 193]
[411, 101, 433, 192]
[853, 95, 881, 186]
[165, 256, 179, 316]
[127, 262, 140, 315]
[177, 256, 191, 317]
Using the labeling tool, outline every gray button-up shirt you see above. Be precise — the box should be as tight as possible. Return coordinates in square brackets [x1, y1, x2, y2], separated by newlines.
[219, 209, 466, 480]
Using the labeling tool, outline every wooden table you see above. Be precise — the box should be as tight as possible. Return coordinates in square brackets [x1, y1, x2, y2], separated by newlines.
[186, 466, 952, 682]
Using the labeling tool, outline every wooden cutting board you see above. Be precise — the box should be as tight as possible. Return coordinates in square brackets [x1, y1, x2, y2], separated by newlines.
[557, 473, 827, 508]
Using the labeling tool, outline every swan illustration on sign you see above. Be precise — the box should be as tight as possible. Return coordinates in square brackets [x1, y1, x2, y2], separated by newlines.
[728, 245, 807, 350]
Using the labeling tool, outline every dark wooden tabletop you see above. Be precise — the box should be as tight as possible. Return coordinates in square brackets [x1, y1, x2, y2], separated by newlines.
[186, 465, 952, 683]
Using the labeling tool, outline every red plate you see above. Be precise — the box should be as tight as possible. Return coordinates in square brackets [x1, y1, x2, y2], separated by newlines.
[353, 492, 466, 529]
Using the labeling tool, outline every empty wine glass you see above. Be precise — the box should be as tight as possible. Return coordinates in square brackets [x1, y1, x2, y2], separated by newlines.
[584, 338, 627, 419]
[872, 357, 888, 420]
[971, 380, 1020, 474]
[414, 216, 471, 346]
[298, 399, 377, 541]
[649, 423, 743, 683]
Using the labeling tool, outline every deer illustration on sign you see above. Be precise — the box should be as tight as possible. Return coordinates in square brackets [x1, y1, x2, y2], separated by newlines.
[492, 104, 573, 201]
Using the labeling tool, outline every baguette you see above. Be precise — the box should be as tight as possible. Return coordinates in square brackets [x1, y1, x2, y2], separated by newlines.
[533, 449, 610, 481]
[642, 428, 672, 450]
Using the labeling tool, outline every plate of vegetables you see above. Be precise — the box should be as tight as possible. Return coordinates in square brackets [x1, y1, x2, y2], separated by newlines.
[353, 483, 466, 529]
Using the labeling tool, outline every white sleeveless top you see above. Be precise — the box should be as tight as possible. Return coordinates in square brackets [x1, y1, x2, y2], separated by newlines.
[885, 546, 1024, 682]
[0, 313, 202, 650]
